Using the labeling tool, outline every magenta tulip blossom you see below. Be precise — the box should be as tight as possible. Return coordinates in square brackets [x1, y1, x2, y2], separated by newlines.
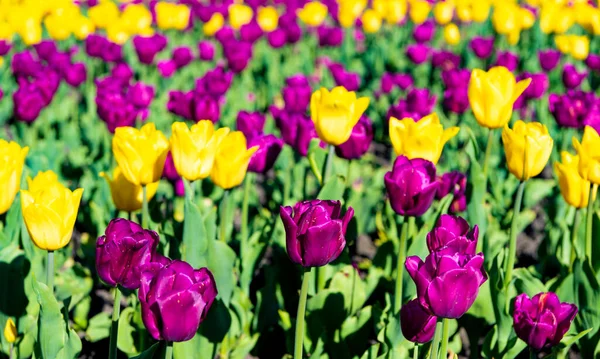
[400, 299, 436, 343]
[385, 156, 439, 217]
[426, 215, 478, 255]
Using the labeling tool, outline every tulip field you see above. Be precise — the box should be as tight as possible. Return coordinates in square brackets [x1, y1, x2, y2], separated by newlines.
[2, 0, 600, 358]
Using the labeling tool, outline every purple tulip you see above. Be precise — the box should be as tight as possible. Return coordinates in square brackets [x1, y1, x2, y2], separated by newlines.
[280, 12, 302, 44]
[215, 26, 236, 44]
[394, 73, 414, 90]
[13, 84, 46, 123]
[335, 116, 373, 160]
[85, 34, 107, 59]
[167, 90, 194, 120]
[385, 156, 438, 217]
[318, 25, 343, 47]
[139, 260, 217, 342]
[133, 34, 168, 65]
[427, 214, 478, 255]
[521, 72, 549, 100]
[470, 37, 494, 59]
[405, 250, 487, 318]
[0, 88, 3, 101]
[33, 40, 57, 62]
[240, 20, 264, 43]
[157, 60, 177, 78]
[267, 29, 287, 48]
[495, 51, 519, 71]
[174, 179, 185, 197]
[96, 219, 161, 290]
[28, 71, 60, 107]
[381, 73, 395, 94]
[111, 63, 134, 83]
[196, 67, 233, 98]
[97, 39, 123, 63]
[400, 299, 436, 343]
[412, 20, 436, 43]
[513, 292, 578, 350]
[248, 134, 284, 173]
[236, 111, 266, 139]
[549, 91, 600, 129]
[387, 100, 419, 122]
[64, 63, 87, 87]
[441, 69, 470, 89]
[406, 44, 430, 65]
[562, 64, 587, 90]
[198, 41, 215, 61]
[435, 171, 467, 213]
[538, 49, 561, 72]
[431, 50, 460, 70]
[128, 82, 155, 109]
[283, 74, 312, 113]
[163, 152, 180, 181]
[0, 40, 11, 56]
[11, 51, 42, 79]
[97, 93, 139, 133]
[272, 107, 319, 156]
[193, 95, 220, 123]
[586, 54, 600, 72]
[223, 40, 253, 73]
[172, 47, 194, 69]
[442, 88, 469, 115]
[280, 200, 354, 267]
[407, 88, 437, 117]
[329, 64, 360, 91]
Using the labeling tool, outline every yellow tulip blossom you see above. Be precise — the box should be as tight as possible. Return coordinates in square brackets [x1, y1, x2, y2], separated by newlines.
[443, 23, 460, 45]
[573, 126, 600, 185]
[409, 0, 431, 24]
[112, 123, 170, 186]
[106, 20, 130, 45]
[72, 15, 95, 40]
[155, 2, 190, 30]
[16, 17, 42, 46]
[555, 34, 589, 60]
[228, 3, 253, 30]
[501, 121, 553, 181]
[492, 4, 521, 35]
[4, 318, 16, 344]
[101, 167, 159, 212]
[362, 9, 382, 33]
[44, 13, 72, 41]
[204, 13, 225, 36]
[519, 7, 535, 29]
[120, 3, 153, 35]
[471, 1, 491, 23]
[0, 21, 13, 40]
[0, 140, 28, 215]
[433, 1, 454, 25]
[310, 87, 370, 146]
[554, 152, 594, 209]
[389, 113, 459, 165]
[297, 1, 328, 27]
[456, 5, 472, 22]
[257, 6, 279, 32]
[338, 0, 367, 28]
[210, 131, 259, 190]
[21, 173, 83, 251]
[468, 67, 531, 129]
[88, 1, 120, 29]
[27, 170, 61, 193]
[170, 121, 230, 182]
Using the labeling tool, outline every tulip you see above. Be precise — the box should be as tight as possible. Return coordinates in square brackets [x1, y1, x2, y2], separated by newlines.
[562, 64, 587, 90]
[433, 1, 454, 25]
[170, 121, 230, 182]
[101, 167, 159, 213]
[236, 111, 266, 139]
[431, 50, 460, 70]
[520, 73, 548, 100]
[573, 126, 600, 184]
[96, 219, 161, 290]
[267, 29, 287, 48]
[11, 51, 42, 79]
[409, 0, 431, 24]
[385, 156, 438, 216]
[89, 1, 120, 29]
[495, 51, 519, 71]
[257, 6, 279, 32]
[248, 134, 284, 174]
[548, 91, 593, 129]
[223, 39, 253, 73]
[21, 174, 84, 251]
[555, 35, 589, 61]
[413, 20, 435, 43]
[240, 20, 264, 43]
[362, 9, 382, 33]
[586, 54, 600, 72]
[513, 292, 578, 350]
[0, 40, 11, 56]
[72, 15, 95, 40]
[406, 250, 487, 318]
[155, 2, 191, 31]
[400, 299, 436, 343]
[443, 88, 469, 115]
[329, 64, 361, 91]
[406, 88, 437, 117]
[157, 60, 176, 78]
[283, 74, 312, 113]
[197, 66, 233, 98]
[373, 0, 407, 25]
[297, 1, 328, 27]
[335, 115, 373, 160]
[470, 37, 494, 59]
[280, 12, 303, 44]
[4, 318, 16, 344]
[310, 86, 370, 146]
[389, 113, 459, 165]
[96, 94, 139, 133]
[127, 83, 155, 109]
[229, 3, 253, 30]
[133, 34, 168, 65]
[443, 23, 460, 45]
[436, 171, 467, 213]
[211, 131, 259, 189]
[0, 140, 28, 215]
[12, 83, 47, 123]
[554, 152, 594, 209]
[280, 200, 353, 267]
[272, 108, 319, 156]
[406, 44, 430, 65]
[198, 41, 215, 61]
[120, 4, 152, 34]
[64, 63, 87, 87]
[427, 214, 477, 255]
[471, 1, 491, 22]
[538, 49, 561, 72]
[33, 40, 56, 62]
[192, 95, 221, 123]
[139, 260, 217, 342]
[502, 120, 554, 181]
[172, 47, 194, 69]
[113, 123, 170, 186]
[204, 13, 225, 36]
[468, 67, 531, 129]
[443, 69, 469, 89]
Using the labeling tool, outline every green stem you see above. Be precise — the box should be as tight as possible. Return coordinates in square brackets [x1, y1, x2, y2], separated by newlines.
[504, 181, 526, 290]
[294, 268, 312, 359]
[219, 190, 230, 242]
[394, 218, 409, 313]
[413, 345, 418, 359]
[322, 145, 335, 186]
[482, 129, 494, 181]
[109, 288, 121, 359]
[46, 251, 54, 292]
[570, 208, 581, 266]
[317, 266, 326, 291]
[142, 185, 149, 228]
[585, 184, 596, 263]
[241, 174, 252, 261]
[165, 341, 173, 359]
[429, 319, 442, 359]
[439, 318, 450, 359]
[529, 347, 537, 359]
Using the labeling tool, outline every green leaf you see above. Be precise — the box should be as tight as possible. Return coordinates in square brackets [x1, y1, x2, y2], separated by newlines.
[131, 342, 162, 359]
[181, 182, 208, 268]
[513, 268, 547, 297]
[85, 312, 111, 343]
[117, 307, 139, 356]
[317, 175, 346, 201]
[559, 327, 593, 348]
[207, 240, 237, 306]
[523, 179, 555, 208]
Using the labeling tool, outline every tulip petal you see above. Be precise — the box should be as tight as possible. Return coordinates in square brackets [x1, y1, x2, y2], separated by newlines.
[280, 206, 302, 265]
[425, 268, 480, 318]
[155, 289, 204, 342]
[302, 220, 345, 267]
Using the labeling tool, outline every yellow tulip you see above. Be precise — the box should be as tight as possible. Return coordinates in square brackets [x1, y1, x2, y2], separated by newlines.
[210, 131, 259, 190]
[385, 0, 408, 24]
[120, 3, 152, 34]
[555, 35, 571, 54]
[228, 3, 253, 30]
[570, 35, 590, 60]
[106, 21, 129, 45]
[492, 4, 520, 35]
[553, 7, 574, 34]
[100, 167, 158, 212]
[310, 87, 370, 146]
[443, 23, 460, 45]
[4, 318, 16, 344]
[519, 7, 535, 29]
[362, 9, 382, 33]
[27, 170, 61, 193]
[539, 3, 559, 34]
[471, 1, 491, 22]
[338, 0, 367, 28]
[554, 152, 594, 208]
[389, 113, 459, 165]
[0, 21, 13, 40]
[204, 13, 224, 36]
[112, 123, 170, 186]
[501, 121, 553, 181]
[0, 140, 28, 215]
[155, 2, 190, 30]
[44, 14, 71, 41]
[257, 6, 279, 32]
[456, 4, 472, 22]
[468, 67, 531, 129]
[409, 0, 431, 24]
[72, 15, 95, 40]
[17, 17, 42, 46]
[88, 1, 120, 29]
[21, 173, 84, 251]
[433, 1, 454, 25]
[0, 57, 3, 67]
[297, 1, 328, 27]
[170, 121, 230, 182]
[573, 126, 600, 185]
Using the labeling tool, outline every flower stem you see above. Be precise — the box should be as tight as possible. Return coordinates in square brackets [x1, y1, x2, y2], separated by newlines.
[241, 173, 252, 253]
[394, 218, 409, 313]
[165, 341, 173, 359]
[142, 185, 149, 228]
[439, 318, 450, 359]
[46, 250, 54, 292]
[413, 345, 418, 359]
[109, 288, 121, 359]
[570, 208, 581, 266]
[429, 319, 442, 359]
[504, 181, 526, 290]
[294, 268, 312, 359]
[529, 347, 537, 359]
[482, 129, 494, 180]
[322, 145, 335, 186]
[219, 190, 230, 242]
[585, 184, 597, 263]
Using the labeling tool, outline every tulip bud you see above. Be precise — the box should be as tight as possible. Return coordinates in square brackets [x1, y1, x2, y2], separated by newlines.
[554, 152, 595, 209]
[267, 29, 287, 48]
[413, 19, 435, 43]
[427, 214, 478, 255]
[513, 292, 577, 350]
[172, 47, 194, 69]
[362, 9, 382, 34]
[272, 108, 320, 156]
[502, 120, 554, 181]
[400, 299, 436, 343]
[133, 34, 168, 65]
[562, 64, 587, 90]
[257, 6, 279, 32]
[0, 140, 28, 215]
[297, 2, 329, 27]
[248, 134, 284, 174]
[406, 44, 430, 65]
[470, 36, 494, 59]
[385, 156, 438, 216]
[433, 1, 454, 25]
[4, 318, 17, 344]
[101, 167, 159, 213]
[280, 200, 354, 267]
[443, 23, 460, 45]
[198, 41, 215, 61]
[573, 126, 600, 184]
[211, 131, 259, 189]
[228, 3, 253, 30]
[155, 2, 191, 31]
[538, 49, 561, 72]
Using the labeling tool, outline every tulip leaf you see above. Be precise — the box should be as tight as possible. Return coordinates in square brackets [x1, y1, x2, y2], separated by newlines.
[181, 193, 208, 269]
[572, 259, 600, 358]
[207, 240, 237, 306]
[85, 312, 111, 343]
[512, 268, 547, 297]
[118, 306, 140, 356]
[131, 342, 161, 359]
[317, 175, 346, 201]
[465, 136, 488, 239]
